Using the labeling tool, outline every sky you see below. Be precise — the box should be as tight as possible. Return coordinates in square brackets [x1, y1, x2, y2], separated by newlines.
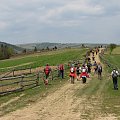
[0, 0, 120, 45]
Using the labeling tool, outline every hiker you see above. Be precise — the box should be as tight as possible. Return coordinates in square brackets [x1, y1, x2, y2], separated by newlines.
[96, 49, 98, 55]
[93, 61, 98, 74]
[87, 61, 92, 73]
[44, 64, 52, 85]
[92, 55, 95, 61]
[111, 68, 119, 90]
[80, 69, 90, 83]
[69, 64, 76, 84]
[92, 51, 94, 56]
[97, 62, 102, 80]
[88, 57, 91, 62]
[76, 64, 82, 81]
[59, 64, 64, 79]
[81, 64, 88, 73]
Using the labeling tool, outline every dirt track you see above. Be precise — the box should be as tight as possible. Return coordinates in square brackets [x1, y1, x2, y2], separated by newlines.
[0, 48, 116, 120]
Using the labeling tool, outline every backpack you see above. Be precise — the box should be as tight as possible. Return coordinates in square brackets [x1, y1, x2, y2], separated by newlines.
[70, 67, 75, 73]
[60, 64, 64, 70]
[87, 63, 91, 68]
[76, 67, 81, 73]
[45, 66, 50, 75]
[98, 65, 102, 72]
[112, 71, 118, 78]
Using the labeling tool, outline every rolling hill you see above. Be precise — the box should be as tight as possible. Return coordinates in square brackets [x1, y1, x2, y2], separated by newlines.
[0, 41, 24, 53]
[17, 42, 108, 50]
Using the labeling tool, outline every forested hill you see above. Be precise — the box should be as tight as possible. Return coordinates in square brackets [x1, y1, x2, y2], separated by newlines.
[17, 42, 108, 50]
[0, 41, 24, 53]
[17, 42, 82, 50]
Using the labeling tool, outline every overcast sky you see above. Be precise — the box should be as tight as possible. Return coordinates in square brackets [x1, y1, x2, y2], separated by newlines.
[0, 0, 120, 45]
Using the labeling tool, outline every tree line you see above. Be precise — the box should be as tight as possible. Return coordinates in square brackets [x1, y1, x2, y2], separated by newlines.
[0, 44, 14, 60]
[22, 46, 58, 53]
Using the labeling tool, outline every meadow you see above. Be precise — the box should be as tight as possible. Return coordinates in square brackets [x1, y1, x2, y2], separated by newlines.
[0, 48, 86, 72]
[102, 47, 120, 117]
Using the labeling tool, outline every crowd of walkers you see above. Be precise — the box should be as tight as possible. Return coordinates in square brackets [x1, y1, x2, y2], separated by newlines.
[42, 47, 119, 90]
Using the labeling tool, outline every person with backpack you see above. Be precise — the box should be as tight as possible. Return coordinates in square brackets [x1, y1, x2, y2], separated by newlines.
[81, 64, 88, 73]
[80, 69, 90, 83]
[44, 64, 51, 85]
[93, 61, 98, 74]
[97, 62, 102, 80]
[87, 61, 92, 73]
[59, 64, 64, 79]
[69, 64, 76, 84]
[111, 68, 119, 90]
[92, 55, 95, 61]
[76, 64, 82, 81]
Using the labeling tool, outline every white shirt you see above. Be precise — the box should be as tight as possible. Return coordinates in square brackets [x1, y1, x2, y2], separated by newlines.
[111, 70, 119, 76]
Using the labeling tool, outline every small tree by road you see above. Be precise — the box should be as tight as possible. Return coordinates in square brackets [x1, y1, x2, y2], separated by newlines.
[109, 44, 117, 54]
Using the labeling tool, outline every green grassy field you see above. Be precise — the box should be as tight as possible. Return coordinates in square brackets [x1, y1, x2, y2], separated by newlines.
[112, 46, 120, 54]
[104, 55, 120, 68]
[102, 47, 120, 117]
[0, 48, 87, 72]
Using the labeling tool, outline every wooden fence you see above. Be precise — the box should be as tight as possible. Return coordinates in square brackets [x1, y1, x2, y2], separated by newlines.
[0, 57, 86, 96]
[0, 64, 70, 96]
[0, 67, 32, 79]
[0, 72, 40, 95]
[99, 49, 120, 72]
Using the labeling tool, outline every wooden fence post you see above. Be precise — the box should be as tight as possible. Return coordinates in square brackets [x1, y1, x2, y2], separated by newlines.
[20, 75, 24, 89]
[30, 67, 32, 74]
[36, 73, 39, 86]
[13, 69, 15, 76]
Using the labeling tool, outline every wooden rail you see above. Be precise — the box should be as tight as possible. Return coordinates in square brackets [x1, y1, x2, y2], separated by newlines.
[0, 56, 86, 96]
[0, 73, 40, 95]
[99, 49, 120, 72]
[0, 67, 32, 79]
[0, 66, 70, 96]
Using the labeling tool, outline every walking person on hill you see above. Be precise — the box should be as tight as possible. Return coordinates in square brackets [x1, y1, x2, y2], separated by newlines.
[97, 62, 102, 80]
[111, 68, 119, 90]
[93, 61, 98, 74]
[92, 55, 95, 61]
[69, 64, 76, 84]
[44, 64, 52, 85]
[80, 69, 90, 83]
[76, 64, 82, 81]
[81, 64, 88, 73]
[87, 61, 92, 73]
[59, 64, 64, 79]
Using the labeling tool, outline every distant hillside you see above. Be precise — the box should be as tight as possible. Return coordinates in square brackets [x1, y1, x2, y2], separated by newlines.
[17, 42, 83, 50]
[17, 42, 108, 50]
[0, 41, 24, 53]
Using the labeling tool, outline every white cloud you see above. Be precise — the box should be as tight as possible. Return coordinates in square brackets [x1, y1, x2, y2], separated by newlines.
[0, 0, 120, 44]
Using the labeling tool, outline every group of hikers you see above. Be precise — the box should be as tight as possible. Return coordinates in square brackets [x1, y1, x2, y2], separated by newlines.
[42, 48, 119, 90]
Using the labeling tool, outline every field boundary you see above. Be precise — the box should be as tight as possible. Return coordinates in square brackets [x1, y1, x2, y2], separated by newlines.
[99, 49, 120, 72]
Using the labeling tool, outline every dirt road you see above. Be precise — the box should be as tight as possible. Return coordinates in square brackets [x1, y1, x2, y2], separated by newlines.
[0, 48, 116, 120]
